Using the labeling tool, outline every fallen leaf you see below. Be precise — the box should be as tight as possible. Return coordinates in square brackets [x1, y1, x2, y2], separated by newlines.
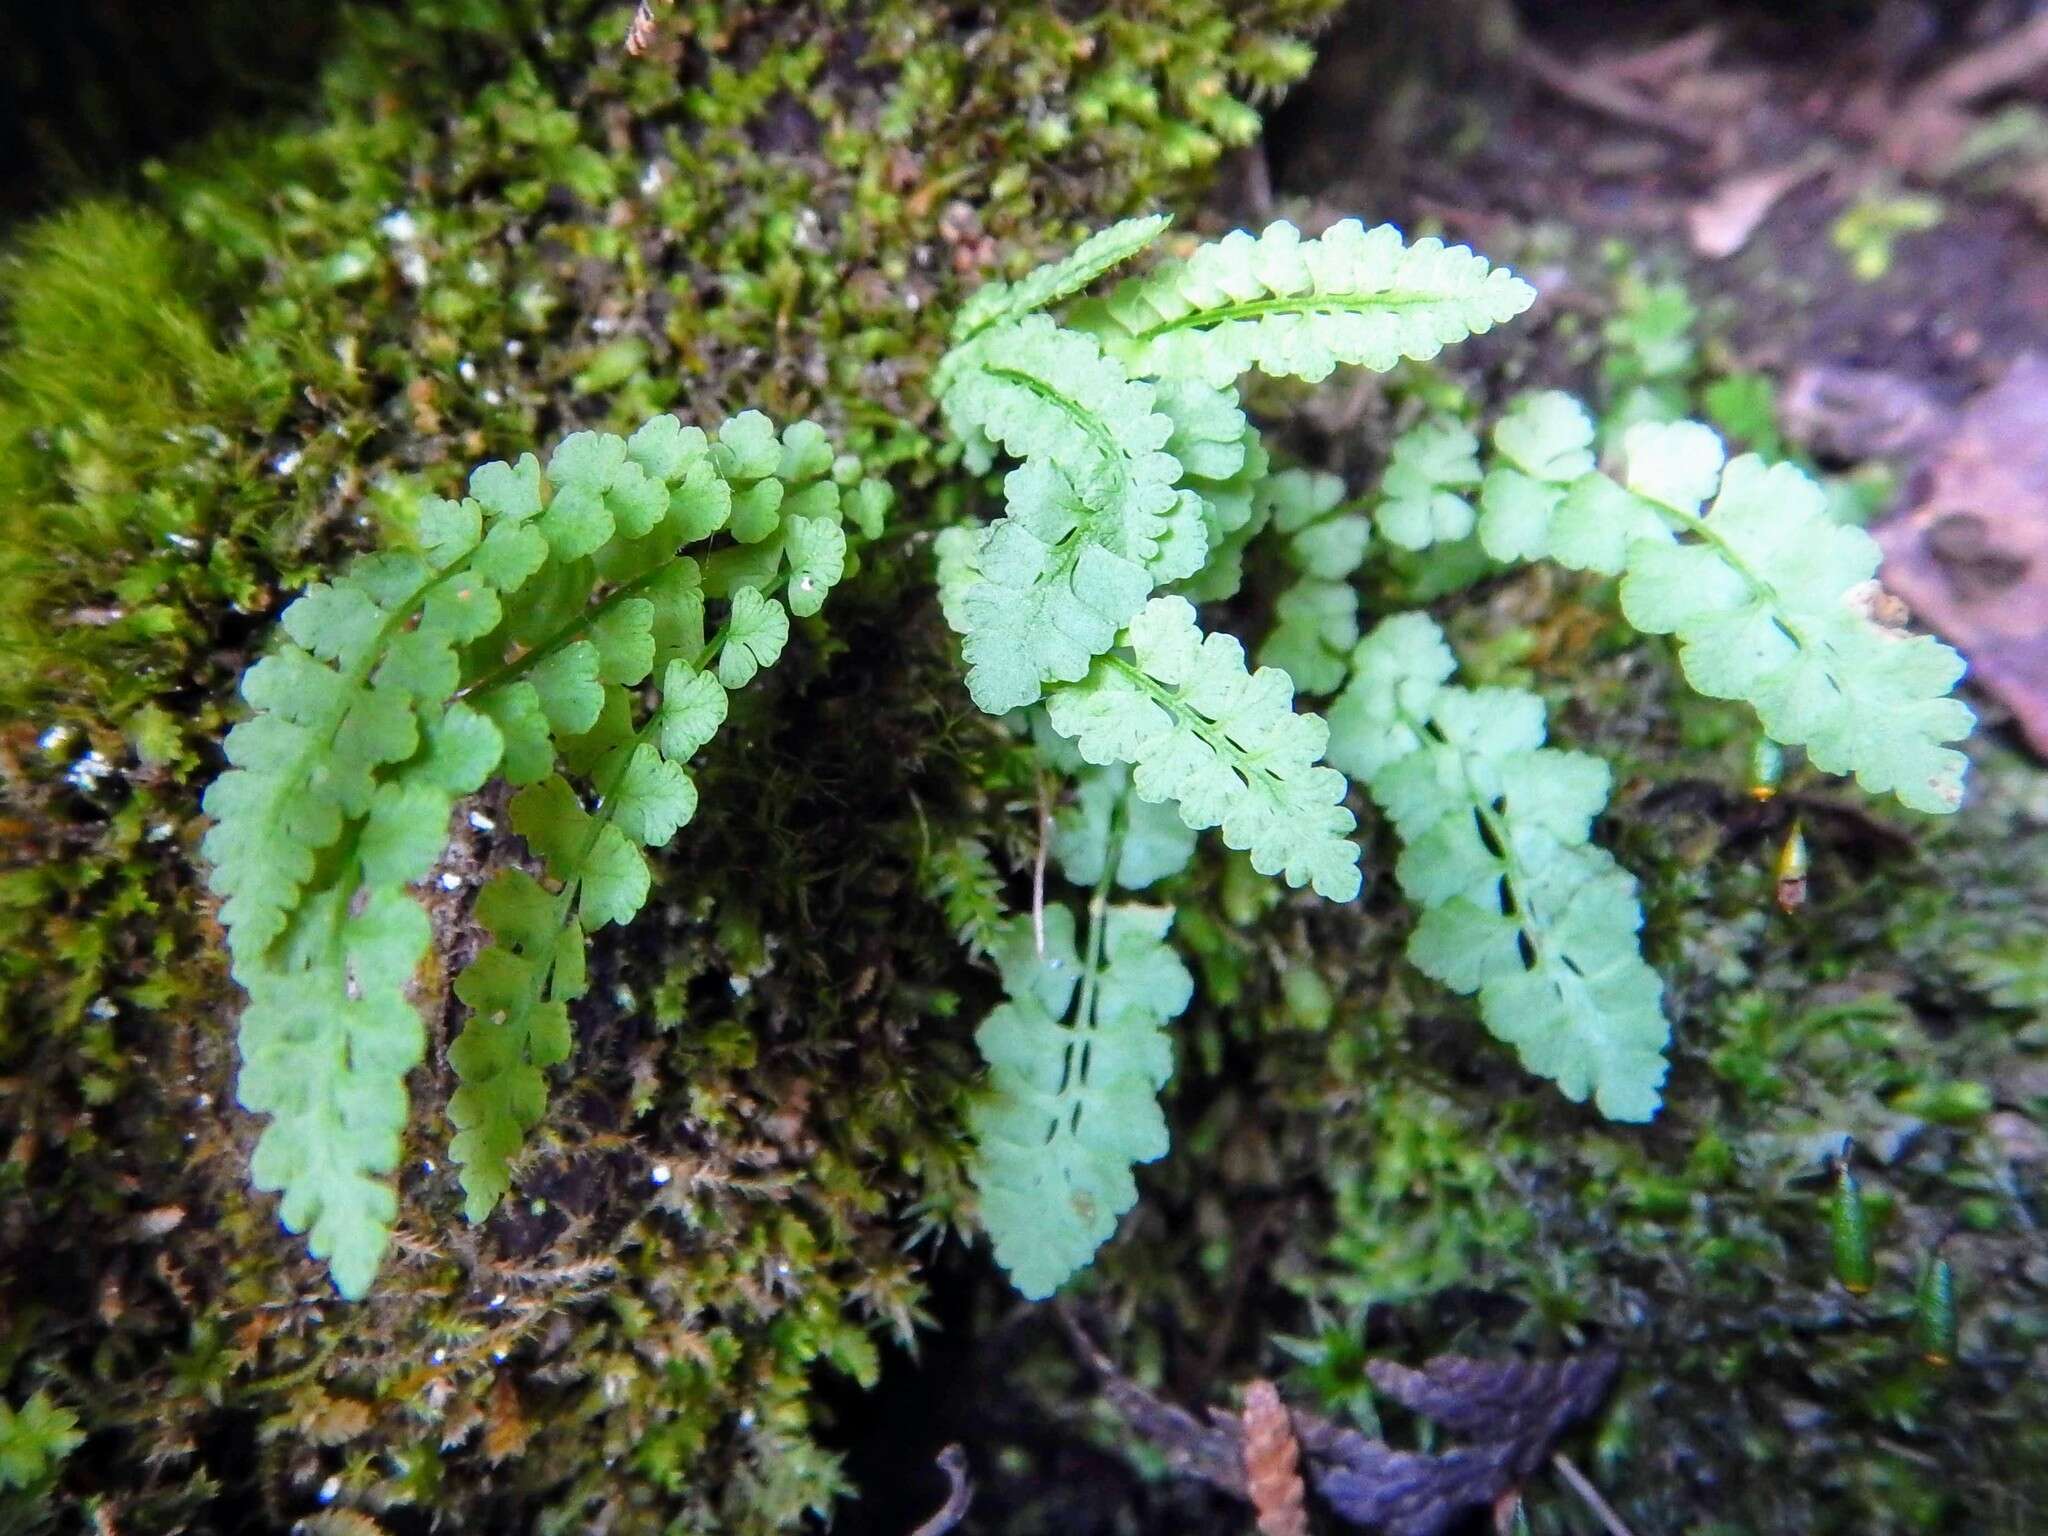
[1875, 353, 2048, 757]
[1688, 157, 1827, 259]
[1779, 364, 1955, 462]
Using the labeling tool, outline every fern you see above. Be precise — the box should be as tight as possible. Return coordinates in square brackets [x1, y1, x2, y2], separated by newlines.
[936, 313, 1201, 713]
[1373, 416, 1480, 551]
[1463, 394, 1973, 813]
[951, 213, 1173, 344]
[1094, 218, 1536, 387]
[1047, 597, 1362, 902]
[935, 216, 1532, 716]
[203, 410, 888, 1292]
[969, 898, 1192, 1299]
[936, 217, 1541, 1296]
[1327, 615, 1670, 1119]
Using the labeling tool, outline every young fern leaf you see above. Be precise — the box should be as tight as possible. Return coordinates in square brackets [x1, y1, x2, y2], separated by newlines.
[1374, 416, 1480, 550]
[1096, 219, 1536, 387]
[1327, 614, 1670, 1120]
[203, 409, 887, 1290]
[1046, 597, 1362, 901]
[1471, 393, 1973, 813]
[970, 901, 1192, 1298]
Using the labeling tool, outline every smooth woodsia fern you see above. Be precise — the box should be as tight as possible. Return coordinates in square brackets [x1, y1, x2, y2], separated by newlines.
[1327, 615, 1671, 1119]
[202, 410, 887, 1295]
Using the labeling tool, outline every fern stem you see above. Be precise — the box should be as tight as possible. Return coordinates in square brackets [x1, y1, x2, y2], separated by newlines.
[980, 362, 1130, 491]
[1064, 785, 1129, 1107]
[459, 556, 681, 706]
[1127, 289, 1454, 341]
[1634, 492, 1834, 660]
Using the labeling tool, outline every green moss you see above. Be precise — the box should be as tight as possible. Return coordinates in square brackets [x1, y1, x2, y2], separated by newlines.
[0, 0, 1338, 1528]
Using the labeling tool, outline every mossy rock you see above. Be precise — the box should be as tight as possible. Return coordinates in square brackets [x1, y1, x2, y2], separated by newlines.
[0, 2, 1338, 1528]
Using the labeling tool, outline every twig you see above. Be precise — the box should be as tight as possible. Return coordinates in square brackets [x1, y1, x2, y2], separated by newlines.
[1549, 1452, 1636, 1536]
[908, 1445, 973, 1536]
[1518, 38, 1718, 150]
[1910, 13, 2048, 109]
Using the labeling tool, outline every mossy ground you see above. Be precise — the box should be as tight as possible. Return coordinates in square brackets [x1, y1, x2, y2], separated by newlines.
[4, 3, 2046, 1534]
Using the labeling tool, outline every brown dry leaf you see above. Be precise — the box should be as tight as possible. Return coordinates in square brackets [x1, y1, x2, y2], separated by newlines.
[1242, 1381, 1308, 1536]
[1780, 365, 1955, 463]
[294, 1390, 375, 1447]
[484, 1371, 534, 1463]
[1876, 353, 2048, 758]
[1688, 157, 1827, 259]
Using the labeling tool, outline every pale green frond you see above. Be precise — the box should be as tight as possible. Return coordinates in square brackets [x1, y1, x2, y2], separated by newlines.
[1046, 597, 1362, 901]
[951, 213, 1173, 342]
[1100, 218, 1537, 387]
[1330, 615, 1671, 1120]
[969, 904, 1191, 1298]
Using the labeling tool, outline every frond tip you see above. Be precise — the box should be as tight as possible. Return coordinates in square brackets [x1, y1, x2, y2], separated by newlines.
[1098, 218, 1537, 387]
[969, 904, 1191, 1298]
[1329, 614, 1671, 1120]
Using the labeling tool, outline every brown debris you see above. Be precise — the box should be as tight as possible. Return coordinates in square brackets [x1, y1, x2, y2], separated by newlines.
[1243, 1381, 1309, 1536]
[1518, 37, 1721, 152]
[1779, 365, 1955, 463]
[1064, 1314, 1620, 1536]
[1876, 352, 2048, 758]
[1687, 155, 1829, 260]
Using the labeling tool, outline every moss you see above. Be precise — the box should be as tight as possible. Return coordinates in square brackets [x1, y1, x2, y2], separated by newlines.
[0, 1, 1339, 1529]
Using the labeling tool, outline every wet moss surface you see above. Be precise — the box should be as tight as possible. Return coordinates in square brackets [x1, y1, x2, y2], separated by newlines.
[3, 3, 2045, 1534]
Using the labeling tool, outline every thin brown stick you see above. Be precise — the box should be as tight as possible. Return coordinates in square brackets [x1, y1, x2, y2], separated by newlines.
[1910, 13, 2048, 109]
[1550, 1451, 1637, 1536]
[1518, 38, 1718, 149]
[908, 1445, 973, 1536]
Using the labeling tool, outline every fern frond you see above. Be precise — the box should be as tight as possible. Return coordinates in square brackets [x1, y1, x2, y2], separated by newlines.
[1374, 417, 1480, 551]
[937, 314, 1203, 712]
[1470, 394, 1973, 813]
[204, 410, 885, 1289]
[1328, 615, 1670, 1119]
[1046, 597, 1362, 901]
[951, 213, 1172, 343]
[969, 902, 1191, 1298]
[1098, 219, 1536, 387]
[1054, 763, 1198, 891]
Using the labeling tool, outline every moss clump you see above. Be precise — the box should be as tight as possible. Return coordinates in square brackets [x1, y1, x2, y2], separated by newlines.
[0, 1, 1339, 1528]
